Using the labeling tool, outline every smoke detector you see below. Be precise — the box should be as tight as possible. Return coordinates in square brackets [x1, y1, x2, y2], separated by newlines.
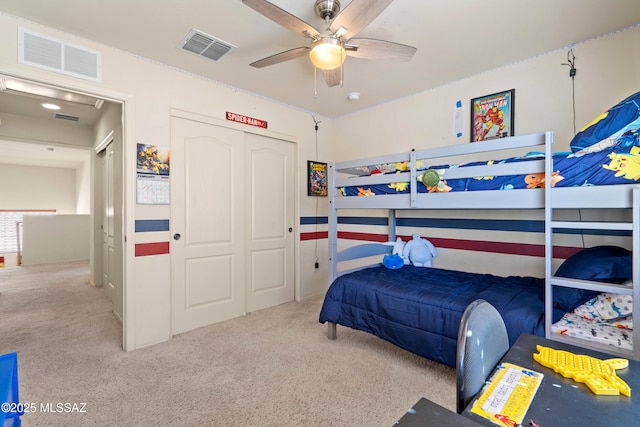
[347, 92, 360, 101]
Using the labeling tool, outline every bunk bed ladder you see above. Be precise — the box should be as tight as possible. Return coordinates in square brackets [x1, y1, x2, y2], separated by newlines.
[546, 171, 640, 360]
[632, 186, 640, 361]
[328, 162, 338, 285]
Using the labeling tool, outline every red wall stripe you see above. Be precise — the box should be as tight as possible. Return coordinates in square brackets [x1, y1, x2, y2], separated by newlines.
[135, 242, 169, 257]
[338, 231, 389, 242]
[299, 231, 581, 259]
[300, 231, 328, 241]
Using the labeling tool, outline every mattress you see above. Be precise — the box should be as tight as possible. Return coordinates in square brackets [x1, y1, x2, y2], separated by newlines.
[318, 265, 545, 367]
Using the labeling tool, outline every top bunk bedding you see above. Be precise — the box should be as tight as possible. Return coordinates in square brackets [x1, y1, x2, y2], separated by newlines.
[339, 143, 640, 197]
[331, 91, 640, 209]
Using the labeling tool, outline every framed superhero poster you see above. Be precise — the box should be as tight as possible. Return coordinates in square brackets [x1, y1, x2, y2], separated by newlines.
[307, 161, 327, 196]
[470, 89, 515, 142]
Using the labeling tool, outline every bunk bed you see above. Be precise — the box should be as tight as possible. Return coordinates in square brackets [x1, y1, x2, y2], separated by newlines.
[319, 98, 640, 366]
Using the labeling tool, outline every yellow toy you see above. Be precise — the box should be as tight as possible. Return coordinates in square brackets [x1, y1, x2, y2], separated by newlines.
[533, 345, 631, 396]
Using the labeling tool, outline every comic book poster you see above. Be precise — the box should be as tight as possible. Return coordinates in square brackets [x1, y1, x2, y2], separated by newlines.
[471, 89, 515, 142]
[307, 161, 327, 196]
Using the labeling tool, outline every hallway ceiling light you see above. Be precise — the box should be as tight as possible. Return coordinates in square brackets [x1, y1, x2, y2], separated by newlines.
[42, 103, 61, 110]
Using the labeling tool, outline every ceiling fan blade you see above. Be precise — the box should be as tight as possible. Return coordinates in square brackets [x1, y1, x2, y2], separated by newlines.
[249, 46, 311, 68]
[346, 38, 416, 61]
[329, 0, 393, 39]
[243, 0, 320, 39]
[322, 68, 342, 87]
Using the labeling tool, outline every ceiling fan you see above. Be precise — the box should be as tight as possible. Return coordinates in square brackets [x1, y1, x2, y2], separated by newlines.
[242, 0, 417, 87]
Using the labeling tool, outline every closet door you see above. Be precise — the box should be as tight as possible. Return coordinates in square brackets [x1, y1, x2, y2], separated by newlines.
[170, 114, 296, 335]
[244, 133, 295, 312]
[170, 116, 245, 335]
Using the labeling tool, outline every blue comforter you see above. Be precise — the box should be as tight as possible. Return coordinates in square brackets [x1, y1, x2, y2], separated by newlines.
[318, 266, 545, 367]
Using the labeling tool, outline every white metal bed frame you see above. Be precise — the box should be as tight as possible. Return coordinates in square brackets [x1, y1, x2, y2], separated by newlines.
[327, 131, 640, 360]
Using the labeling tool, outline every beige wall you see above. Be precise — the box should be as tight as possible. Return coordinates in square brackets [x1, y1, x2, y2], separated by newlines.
[0, 110, 94, 147]
[0, 163, 78, 213]
[21, 214, 89, 265]
[75, 156, 91, 214]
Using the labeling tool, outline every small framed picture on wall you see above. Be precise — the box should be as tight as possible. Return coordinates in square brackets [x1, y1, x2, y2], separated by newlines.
[307, 161, 327, 196]
[470, 89, 515, 142]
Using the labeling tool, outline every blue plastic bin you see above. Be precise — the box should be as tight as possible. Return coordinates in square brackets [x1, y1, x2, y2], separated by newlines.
[0, 352, 21, 427]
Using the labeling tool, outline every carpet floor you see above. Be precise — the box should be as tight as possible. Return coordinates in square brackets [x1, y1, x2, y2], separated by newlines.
[0, 262, 455, 426]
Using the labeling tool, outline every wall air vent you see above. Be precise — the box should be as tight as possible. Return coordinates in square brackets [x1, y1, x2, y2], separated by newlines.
[54, 113, 80, 122]
[178, 29, 236, 62]
[18, 27, 102, 82]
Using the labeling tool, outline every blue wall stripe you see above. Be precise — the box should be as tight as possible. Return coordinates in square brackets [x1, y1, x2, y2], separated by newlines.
[299, 216, 630, 237]
[397, 217, 543, 232]
[300, 216, 328, 225]
[135, 219, 170, 232]
[300, 216, 387, 225]
[339, 216, 388, 225]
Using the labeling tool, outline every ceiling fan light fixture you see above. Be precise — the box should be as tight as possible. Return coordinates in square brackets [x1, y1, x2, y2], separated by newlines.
[309, 38, 345, 70]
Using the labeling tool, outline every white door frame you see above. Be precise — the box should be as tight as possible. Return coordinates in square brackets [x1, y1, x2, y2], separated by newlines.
[169, 108, 301, 303]
[0, 68, 136, 351]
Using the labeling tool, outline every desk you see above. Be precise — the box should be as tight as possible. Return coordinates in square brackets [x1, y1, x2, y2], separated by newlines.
[462, 334, 639, 426]
[395, 397, 481, 426]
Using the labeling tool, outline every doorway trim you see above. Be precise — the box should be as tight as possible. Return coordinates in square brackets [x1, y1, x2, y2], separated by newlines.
[0, 67, 136, 351]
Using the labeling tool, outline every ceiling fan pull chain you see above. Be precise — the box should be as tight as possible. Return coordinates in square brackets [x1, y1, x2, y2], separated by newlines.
[340, 50, 345, 87]
[314, 66, 318, 98]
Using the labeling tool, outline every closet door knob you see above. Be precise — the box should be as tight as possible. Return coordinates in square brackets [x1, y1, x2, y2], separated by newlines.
[173, 233, 181, 240]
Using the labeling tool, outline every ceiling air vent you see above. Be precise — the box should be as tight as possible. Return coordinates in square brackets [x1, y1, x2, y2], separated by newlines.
[178, 29, 236, 62]
[54, 113, 80, 122]
[18, 27, 101, 82]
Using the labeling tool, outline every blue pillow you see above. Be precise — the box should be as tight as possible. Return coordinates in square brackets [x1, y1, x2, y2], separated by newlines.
[569, 91, 640, 153]
[553, 245, 632, 314]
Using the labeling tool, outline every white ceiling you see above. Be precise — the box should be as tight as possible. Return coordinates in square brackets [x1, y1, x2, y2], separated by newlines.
[0, 91, 102, 124]
[0, 138, 89, 169]
[0, 87, 99, 168]
[0, 0, 638, 119]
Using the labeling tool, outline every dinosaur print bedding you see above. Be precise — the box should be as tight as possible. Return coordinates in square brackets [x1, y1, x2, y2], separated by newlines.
[551, 292, 633, 351]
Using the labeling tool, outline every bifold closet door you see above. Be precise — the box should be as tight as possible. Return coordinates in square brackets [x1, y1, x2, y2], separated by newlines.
[170, 117, 245, 335]
[170, 116, 295, 335]
[244, 132, 295, 313]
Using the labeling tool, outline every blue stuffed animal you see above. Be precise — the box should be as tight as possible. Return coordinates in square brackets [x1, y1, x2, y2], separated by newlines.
[382, 253, 404, 269]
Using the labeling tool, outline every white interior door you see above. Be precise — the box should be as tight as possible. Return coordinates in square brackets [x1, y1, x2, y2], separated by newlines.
[245, 133, 295, 312]
[101, 142, 116, 307]
[170, 116, 246, 335]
